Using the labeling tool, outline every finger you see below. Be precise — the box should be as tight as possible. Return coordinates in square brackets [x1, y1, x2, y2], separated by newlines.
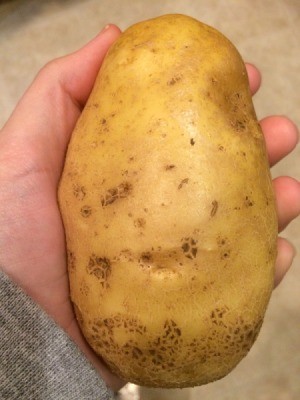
[274, 237, 296, 288]
[0, 24, 121, 182]
[273, 176, 300, 232]
[245, 63, 261, 95]
[3, 24, 121, 135]
[51, 24, 121, 108]
[260, 116, 299, 166]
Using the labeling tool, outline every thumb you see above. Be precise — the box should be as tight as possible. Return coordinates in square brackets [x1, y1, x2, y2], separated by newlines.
[0, 24, 121, 183]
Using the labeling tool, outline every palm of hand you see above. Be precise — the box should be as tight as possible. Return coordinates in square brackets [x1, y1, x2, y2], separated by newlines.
[0, 136, 71, 328]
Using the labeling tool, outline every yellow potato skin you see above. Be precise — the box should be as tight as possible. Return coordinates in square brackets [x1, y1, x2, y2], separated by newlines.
[58, 14, 278, 388]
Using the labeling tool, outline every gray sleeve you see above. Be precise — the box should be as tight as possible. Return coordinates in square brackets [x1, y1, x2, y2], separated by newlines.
[0, 269, 115, 400]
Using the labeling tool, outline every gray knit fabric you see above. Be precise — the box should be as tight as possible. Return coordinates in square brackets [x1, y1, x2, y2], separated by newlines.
[0, 269, 115, 400]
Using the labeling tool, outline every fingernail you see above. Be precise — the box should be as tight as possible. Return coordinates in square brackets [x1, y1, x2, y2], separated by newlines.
[283, 239, 296, 261]
[274, 238, 296, 288]
[101, 24, 111, 33]
[291, 242, 297, 258]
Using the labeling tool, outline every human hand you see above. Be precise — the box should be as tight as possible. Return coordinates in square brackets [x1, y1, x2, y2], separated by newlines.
[0, 24, 299, 392]
[0, 24, 125, 392]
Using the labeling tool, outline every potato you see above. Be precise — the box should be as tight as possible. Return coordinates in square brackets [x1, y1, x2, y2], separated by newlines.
[58, 14, 278, 388]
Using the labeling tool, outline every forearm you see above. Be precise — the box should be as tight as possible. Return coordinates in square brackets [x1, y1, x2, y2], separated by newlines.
[0, 269, 115, 400]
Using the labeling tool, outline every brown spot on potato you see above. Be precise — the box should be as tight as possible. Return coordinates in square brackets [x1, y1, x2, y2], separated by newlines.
[231, 119, 246, 131]
[181, 237, 198, 259]
[115, 249, 134, 263]
[168, 75, 182, 85]
[191, 247, 198, 258]
[99, 117, 110, 133]
[163, 320, 182, 340]
[165, 164, 175, 170]
[178, 178, 189, 190]
[67, 249, 76, 271]
[79, 280, 89, 297]
[245, 196, 254, 207]
[190, 138, 195, 146]
[211, 200, 218, 217]
[101, 182, 132, 206]
[217, 237, 227, 247]
[80, 205, 92, 217]
[217, 240, 232, 264]
[221, 250, 231, 260]
[73, 184, 86, 200]
[134, 218, 146, 229]
[140, 251, 153, 265]
[132, 347, 143, 359]
[211, 306, 229, 327]
[87, 255, 111, 288]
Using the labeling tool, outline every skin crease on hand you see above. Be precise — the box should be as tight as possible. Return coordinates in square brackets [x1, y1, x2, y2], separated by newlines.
[0, 24, 299, 391]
